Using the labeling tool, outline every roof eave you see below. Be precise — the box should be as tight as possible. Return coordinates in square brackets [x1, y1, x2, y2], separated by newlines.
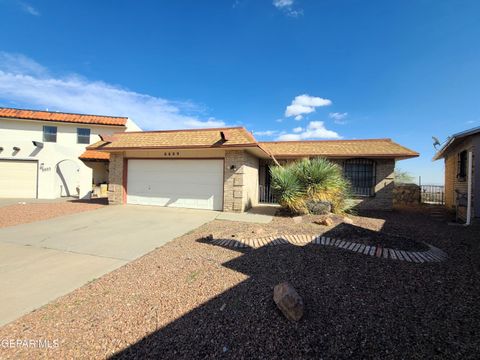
[90, 143, 260, 151]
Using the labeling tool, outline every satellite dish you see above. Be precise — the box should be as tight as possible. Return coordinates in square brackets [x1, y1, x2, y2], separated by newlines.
[432, 136, 441, 149]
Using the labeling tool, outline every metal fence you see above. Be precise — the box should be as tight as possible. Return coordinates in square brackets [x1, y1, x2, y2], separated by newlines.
[420, 185, 445, 204]
[259, 185, 277, 204]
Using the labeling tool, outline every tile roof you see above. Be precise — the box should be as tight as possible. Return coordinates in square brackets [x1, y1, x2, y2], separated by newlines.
[79, 150, 110, 161]
[88, 127, 258, 150]
[0, 108, 127, 126]
[259, 139, 419, 159]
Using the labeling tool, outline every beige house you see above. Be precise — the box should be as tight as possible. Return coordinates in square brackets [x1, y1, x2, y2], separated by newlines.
[88, 127, 419, 212]
[434, 127, 479, 224]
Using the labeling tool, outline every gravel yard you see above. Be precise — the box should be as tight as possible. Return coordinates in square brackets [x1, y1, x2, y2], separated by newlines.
[0, 199, 106, 228]
[0, 207, 479, 359]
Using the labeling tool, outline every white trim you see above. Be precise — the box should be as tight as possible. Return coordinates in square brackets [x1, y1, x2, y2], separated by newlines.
[465, 150, 473, 226]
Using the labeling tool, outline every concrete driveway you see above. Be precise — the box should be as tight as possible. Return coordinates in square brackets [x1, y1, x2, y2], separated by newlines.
[0, 205, 217, 326]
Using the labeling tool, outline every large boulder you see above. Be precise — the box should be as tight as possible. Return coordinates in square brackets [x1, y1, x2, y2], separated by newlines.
[273, 282, 304, 321]
[306, 200, 332, 215]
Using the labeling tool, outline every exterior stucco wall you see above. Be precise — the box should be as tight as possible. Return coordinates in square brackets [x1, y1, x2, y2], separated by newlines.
[0, 118, 125, 199]
[242, 151, 259, 210]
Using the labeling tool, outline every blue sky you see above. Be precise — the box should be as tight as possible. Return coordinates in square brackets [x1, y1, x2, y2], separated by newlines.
[1, 0, 479, 184]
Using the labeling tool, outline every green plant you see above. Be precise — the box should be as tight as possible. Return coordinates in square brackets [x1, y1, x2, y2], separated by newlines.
[394, 168, 415, 184]
[270, 158, 351, 215]
[270, 165, 306, 213]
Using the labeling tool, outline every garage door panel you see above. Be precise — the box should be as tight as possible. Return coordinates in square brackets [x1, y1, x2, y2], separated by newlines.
[0, 160, 37, 198]
[127, 159, 223, 210]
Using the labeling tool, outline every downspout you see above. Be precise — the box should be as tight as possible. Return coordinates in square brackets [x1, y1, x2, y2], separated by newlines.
[465, 150, 473, 226]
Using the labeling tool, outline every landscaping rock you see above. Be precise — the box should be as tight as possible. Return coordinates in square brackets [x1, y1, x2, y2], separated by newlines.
[292, 216, 303, 224]
[306, 200, 332, 215]
[314, 217, 334, 226]
[273, 282, 304, 321]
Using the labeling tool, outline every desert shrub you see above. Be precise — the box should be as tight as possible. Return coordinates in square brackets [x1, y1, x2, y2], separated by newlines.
[270, 158, 351, 215]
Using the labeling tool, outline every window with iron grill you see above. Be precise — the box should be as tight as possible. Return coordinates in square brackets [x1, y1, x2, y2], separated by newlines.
[343, 159, 376, 196]
[457, 150, 467, 181]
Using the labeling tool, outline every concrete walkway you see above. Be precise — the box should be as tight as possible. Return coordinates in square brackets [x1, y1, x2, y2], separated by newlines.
[0, 205, 217, 326]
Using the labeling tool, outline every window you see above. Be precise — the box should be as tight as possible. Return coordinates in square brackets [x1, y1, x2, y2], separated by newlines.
[43, 126, 57, 142]
[457, 150, 467, 181]
[77, 128, 91, 144]
[343, 159, 376, 196]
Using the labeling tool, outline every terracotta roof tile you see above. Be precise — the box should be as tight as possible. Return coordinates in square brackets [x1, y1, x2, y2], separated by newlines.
[79, 150, 110, 161]
[259, 139, 419, 159]
[0, 108, 127, 126]
[89, 127, 257, 149]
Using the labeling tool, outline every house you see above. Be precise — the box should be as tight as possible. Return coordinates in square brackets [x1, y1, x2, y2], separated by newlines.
[87, 127, 419, 212]
[433, 126, 479, 224]
[0, 108, 140, 199]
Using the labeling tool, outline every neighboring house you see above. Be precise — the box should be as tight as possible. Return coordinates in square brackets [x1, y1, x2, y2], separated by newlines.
[88, 127, 418, 212]
[433, 126, 479, 224]
[0, 108, 140, 199]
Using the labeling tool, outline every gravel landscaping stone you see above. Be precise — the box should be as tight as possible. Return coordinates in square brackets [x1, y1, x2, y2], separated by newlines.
[0, 200, 106, 228]
[0, 207, 479, 359]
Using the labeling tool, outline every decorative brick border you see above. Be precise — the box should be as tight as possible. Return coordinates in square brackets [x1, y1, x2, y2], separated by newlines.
[208, 235, 447, 263]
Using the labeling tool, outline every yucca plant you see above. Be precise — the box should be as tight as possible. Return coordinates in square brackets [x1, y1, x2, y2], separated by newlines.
[270, 165, 307, 214]
[269, 158, 351, 215]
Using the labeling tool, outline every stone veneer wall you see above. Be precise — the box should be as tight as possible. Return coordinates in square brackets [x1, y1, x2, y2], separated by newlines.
[223, 150, 259, 212]
[108, 152, 125, 205]
[393, 184, 421, 206]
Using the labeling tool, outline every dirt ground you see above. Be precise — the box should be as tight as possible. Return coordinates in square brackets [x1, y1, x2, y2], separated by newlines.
[0, 206, 478, 359]
[0, 199, 106, 228]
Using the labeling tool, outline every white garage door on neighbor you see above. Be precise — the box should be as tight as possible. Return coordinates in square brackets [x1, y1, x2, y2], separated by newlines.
[126, 159, 223, 211]
[0, 160, 37, 198]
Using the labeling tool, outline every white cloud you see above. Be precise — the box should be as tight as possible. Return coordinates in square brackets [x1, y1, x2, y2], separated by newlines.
[277, 121, 340, 141]
[20, 2, 40, 16]
[272, 0, 302, 17]
[273, 0, 294, 8]
[285, 94, 332, 119]
[0, 52, 226, 130]
[254, 130, 280, 137]
[292, 126, 303, 133]
[329, 112, 348, 124]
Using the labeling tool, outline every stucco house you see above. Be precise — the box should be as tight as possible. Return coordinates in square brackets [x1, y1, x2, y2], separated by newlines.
[88, 127, 418, 212]
[433, 126, 479, 224]
[0, 108, 140, 199]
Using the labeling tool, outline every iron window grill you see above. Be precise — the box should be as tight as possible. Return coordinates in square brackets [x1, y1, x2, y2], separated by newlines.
[457, 150, 467, 181]
[43, 126, 57, 143]
[77, 128, 91, 144]
[343, 159, 376, 196]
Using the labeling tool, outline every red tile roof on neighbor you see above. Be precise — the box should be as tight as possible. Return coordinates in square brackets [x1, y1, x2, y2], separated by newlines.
[0, 107, 128, 127]
[79, 150, 110, 161]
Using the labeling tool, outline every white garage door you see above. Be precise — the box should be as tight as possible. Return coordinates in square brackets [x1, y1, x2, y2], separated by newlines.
[0, 160, 37, 198]
[127, 159, 223, 211]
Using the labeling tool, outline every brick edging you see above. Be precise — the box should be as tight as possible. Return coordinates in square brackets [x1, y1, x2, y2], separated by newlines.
[208, 235, 447, 263]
